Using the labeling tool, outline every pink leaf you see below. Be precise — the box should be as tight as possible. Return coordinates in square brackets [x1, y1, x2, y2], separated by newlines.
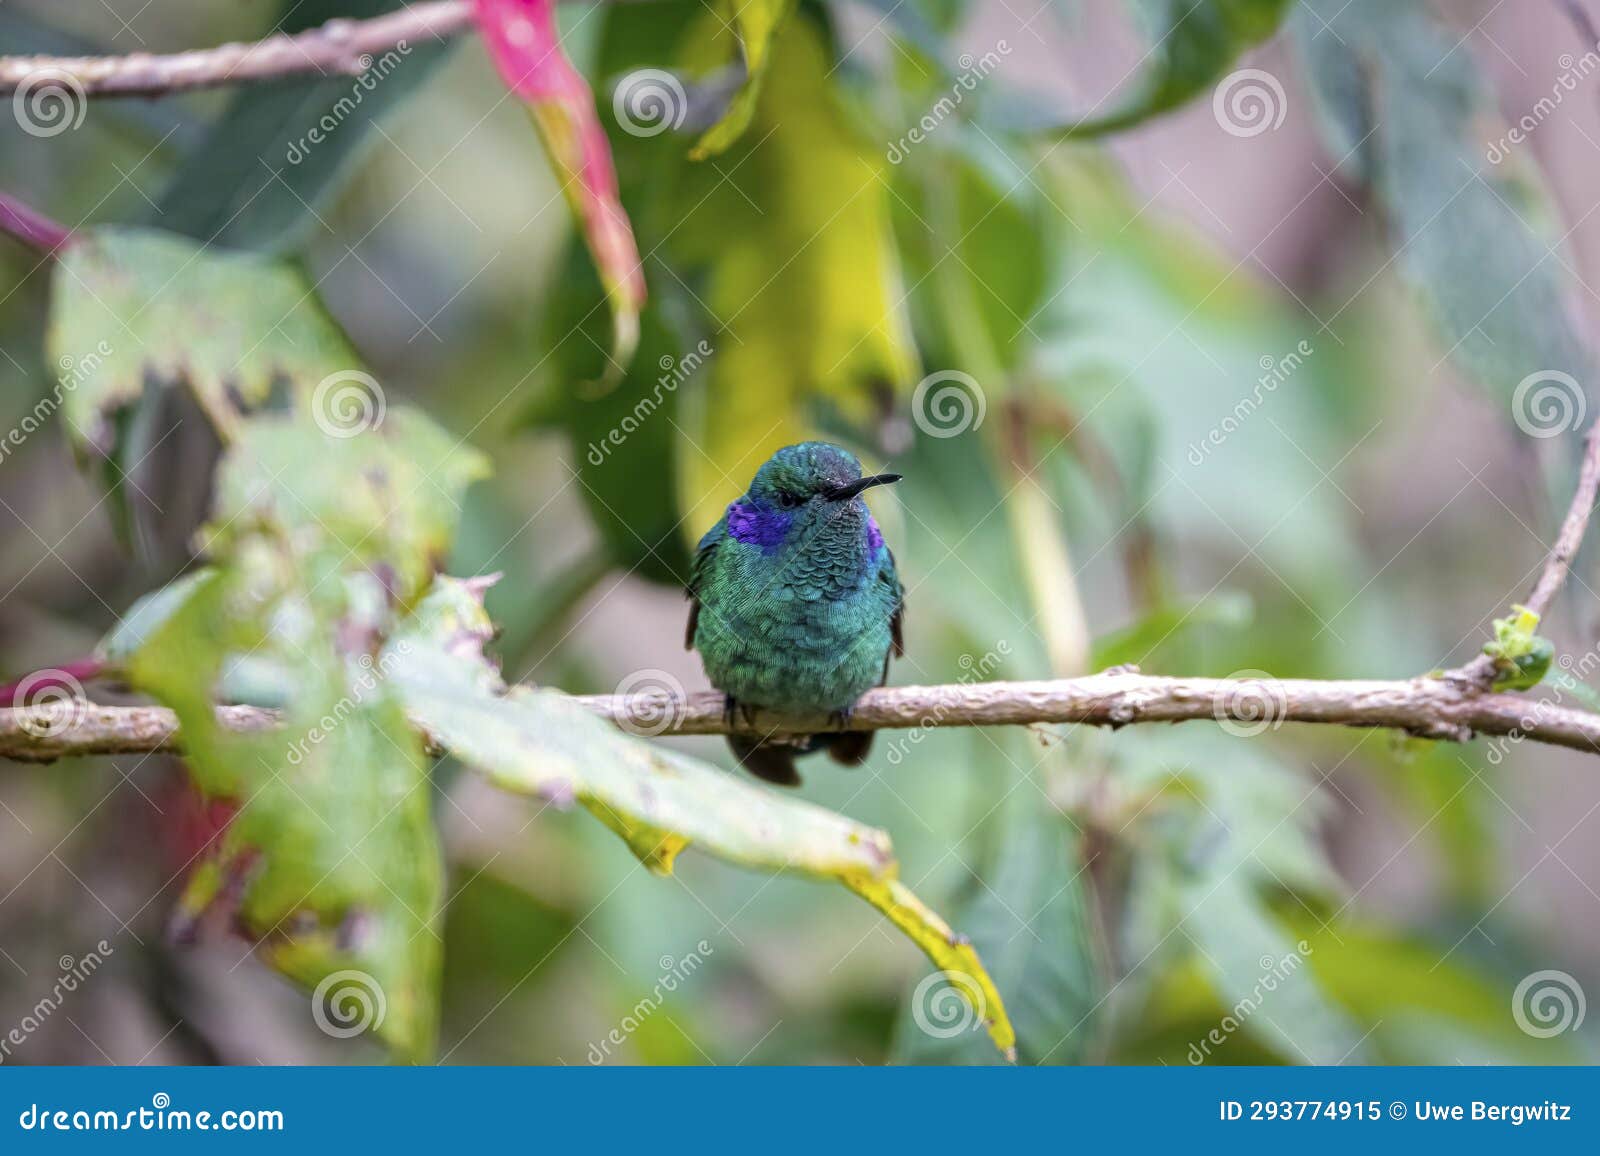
[473, 0, 645, 373]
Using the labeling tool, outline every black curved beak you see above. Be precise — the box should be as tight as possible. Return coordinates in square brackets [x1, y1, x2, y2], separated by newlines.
[826, 473, 902, 501]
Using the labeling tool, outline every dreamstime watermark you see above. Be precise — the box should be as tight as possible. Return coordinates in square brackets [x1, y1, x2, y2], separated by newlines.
[612, 69, 689, 138]
[586, 941, 713, 1063]
[910, 968, 988, 1039]
[911, 370, 986, 439]
[886, 42, 1011, 163]
[1511, 969, 1586, 1038]
[7, 669, 90, 739]
[1487, 45, 1600, 164]
[586, 339, 713, 465]
[285, 42, 413, 164]
[0, 941, 114, 1064]
[1511, 370, 1586, 438]
[13, 68, 87, 138]
[1212, 68, 1287, 138]
[1212, 669, 1288, 738]
[311, 969, 386, 1039]
[885, 642, 1010, 765]
[311, 369, 386, 438]
[285, 643, 412, 766]
[1187, 941, 1312, 1063]
[1187, 340, 1313, 465]
[613, 668, 689, 737]
[0, 341, 113, 468]
[17, 1093, 283, 1133]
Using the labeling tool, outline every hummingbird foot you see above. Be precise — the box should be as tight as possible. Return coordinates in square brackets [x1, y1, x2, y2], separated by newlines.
[828, 705, 855, 730]
[722, 694, 759, 730]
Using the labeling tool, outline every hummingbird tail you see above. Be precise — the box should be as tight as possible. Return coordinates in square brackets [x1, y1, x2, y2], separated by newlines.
[727, 734, 803, 787]
[824, 730, 874, 766]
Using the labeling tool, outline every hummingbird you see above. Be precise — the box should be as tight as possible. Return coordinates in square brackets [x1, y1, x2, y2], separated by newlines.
[686, 442, 904, 786]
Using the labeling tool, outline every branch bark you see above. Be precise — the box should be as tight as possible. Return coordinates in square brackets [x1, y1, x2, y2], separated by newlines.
[0, 2, 474, 98]
[3, 673, 1597, 764]
[1447, 420, 1600, 688]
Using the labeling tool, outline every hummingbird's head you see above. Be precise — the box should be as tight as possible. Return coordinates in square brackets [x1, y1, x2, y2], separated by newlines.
[747, 442, 900, 511]
[730, 442, 900, 552]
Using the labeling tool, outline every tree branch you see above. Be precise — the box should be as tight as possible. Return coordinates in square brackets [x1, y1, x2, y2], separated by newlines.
[1448, 419, 1600, 688]
[0, 1, 474, 98]
[0, 191, 71, 255]
[3, 673, 1598, 764]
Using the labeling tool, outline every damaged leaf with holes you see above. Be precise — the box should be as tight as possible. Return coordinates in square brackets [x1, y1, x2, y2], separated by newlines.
[44, 225, 362, 543]
[48, 226, 359, 457]
[124, 412, 487, 1059]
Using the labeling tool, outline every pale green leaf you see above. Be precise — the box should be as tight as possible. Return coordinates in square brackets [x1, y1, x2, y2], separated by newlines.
[48, 226, 360, 457]
[386, 582, 1016, 1059]
[1292, 0, 1593, 405]
[1000, 0, 1293, 138]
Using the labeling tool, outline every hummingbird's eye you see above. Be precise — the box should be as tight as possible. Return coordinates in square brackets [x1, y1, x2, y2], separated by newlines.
[776, 490, 802, 508]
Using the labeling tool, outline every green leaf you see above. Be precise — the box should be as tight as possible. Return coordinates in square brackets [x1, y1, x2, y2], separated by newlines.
[1285, 917, 1586, 1064]
[1014, 0, 1293, 138]
[120, 411, 485, 1060]
[1481, 604, 1554, 691]
[386, 581, 1015, 1059]
[132, 569, 443, 1060]
[48, 226, 360, 464]
[1292, 0, 1594, 406]
[392, 635, 892, 877]
[672, 14, 921, 535]
[890, 130, 1053, 376]
[1179, 873, 1366, 1064]
[894, 793, 1101, 1064]
[1112, 726, 1361, 1063]
[95, 568, 215, 666]
[206, 409, 489, 606]
[844, 875, 1017, 1062]
[155, 0, 450, 253]
[689, 0, 797, 159]
[524, 245, 697, 586]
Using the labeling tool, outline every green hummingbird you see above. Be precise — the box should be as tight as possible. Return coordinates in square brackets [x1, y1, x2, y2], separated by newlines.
[686, 442, 904, 786]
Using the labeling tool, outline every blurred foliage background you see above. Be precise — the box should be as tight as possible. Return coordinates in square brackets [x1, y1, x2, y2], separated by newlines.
[2, 0, 1600, 1065]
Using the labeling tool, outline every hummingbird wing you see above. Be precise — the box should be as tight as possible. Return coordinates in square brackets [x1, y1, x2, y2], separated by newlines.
[882, 545, 904, 662]
[830, 546, 904, 770]
[685, 514, 728, 650]
[872, 545, 904, 688]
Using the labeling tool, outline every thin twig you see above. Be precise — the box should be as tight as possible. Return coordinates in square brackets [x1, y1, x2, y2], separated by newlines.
[0, 1, 474, 98]
[3, 673, 1598, 763]
[0, 192, 71, 255]
[1448, 420, 1600, 688]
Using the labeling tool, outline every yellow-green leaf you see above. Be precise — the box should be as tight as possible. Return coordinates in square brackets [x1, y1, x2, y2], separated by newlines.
[689, 0, 797, 160]
[675, 15, 920, 536]
[386, 579, 1014, 1058]
[844, 874, 1018, 1062]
